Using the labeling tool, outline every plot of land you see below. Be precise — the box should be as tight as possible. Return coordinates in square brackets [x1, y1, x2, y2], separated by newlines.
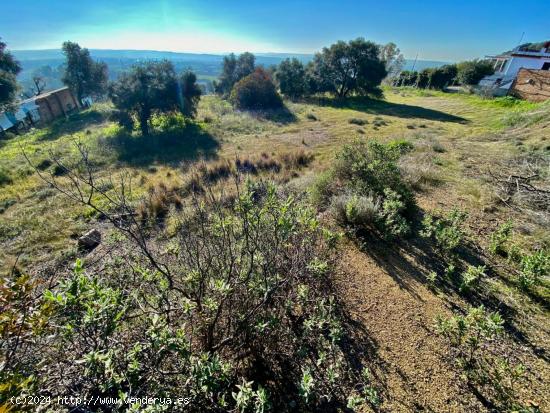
[1, 88, 548, 411]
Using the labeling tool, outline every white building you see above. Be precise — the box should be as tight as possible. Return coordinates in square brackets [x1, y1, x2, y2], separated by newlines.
[479, 41, 550, 95]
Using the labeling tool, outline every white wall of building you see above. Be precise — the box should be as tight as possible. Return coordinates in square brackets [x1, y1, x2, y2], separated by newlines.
[502, 57, 550, 77]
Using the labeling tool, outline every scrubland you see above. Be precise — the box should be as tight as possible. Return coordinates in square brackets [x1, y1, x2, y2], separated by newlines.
[1, 88, 548, 412]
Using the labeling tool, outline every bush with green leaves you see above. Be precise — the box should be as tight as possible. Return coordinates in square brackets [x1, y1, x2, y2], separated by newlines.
[108, 60, 201, 135]
[436, 306, 504, 370]
[275, 57, 308, 99]
[489, 220, 513, 256]
[315, 139, 415, 239]
[456, 59, 495, 86]
[2, 179, 376, 412]
[420, 209, 467, 256]
[230, 68, 283, 110]
[460, 265, 487, 293]
[519, 250, 549, 289]
[436, 306, 531, 411]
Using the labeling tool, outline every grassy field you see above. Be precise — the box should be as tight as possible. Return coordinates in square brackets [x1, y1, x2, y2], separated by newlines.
[1, 88, 546, 271]
[1, 87, 548, 411]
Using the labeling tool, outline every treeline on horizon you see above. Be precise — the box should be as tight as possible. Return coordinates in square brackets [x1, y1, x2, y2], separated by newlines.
[2, 36, 496, 108]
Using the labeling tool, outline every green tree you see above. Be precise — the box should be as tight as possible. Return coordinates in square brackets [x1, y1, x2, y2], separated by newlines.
[0, 39, 21, 110]
[230, 68, 282, 110]
[456, 59, 494, 86]
[179, 71, 202, 117]
[109, 60, 201, 135]
[380, 42, 405, 79]
[310, 38, 387, 98]
[61, 41, 108, 102]
[276, 58, 307, 99]
[215, 52, 256, 96]
[235, 52, 256, 80]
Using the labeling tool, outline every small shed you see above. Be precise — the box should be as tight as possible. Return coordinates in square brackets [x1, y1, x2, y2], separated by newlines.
[25, 87, 81, 124]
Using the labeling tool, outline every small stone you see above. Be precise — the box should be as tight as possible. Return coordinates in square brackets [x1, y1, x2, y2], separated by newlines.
[78, 229, 101, 251]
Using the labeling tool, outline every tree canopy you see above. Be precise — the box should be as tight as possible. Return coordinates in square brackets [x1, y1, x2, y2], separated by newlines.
[275, 58, 307, 99]
[108, 60, 201, 135]
[0, 39, 21, 110]
[310, 38, 387, 98]
[380, 42, 405, 79]
[62, 41, 108, 102]
[214, 52, 256, 96]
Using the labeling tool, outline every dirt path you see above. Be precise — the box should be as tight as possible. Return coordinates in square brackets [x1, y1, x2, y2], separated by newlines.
[336, 241, 486, 412]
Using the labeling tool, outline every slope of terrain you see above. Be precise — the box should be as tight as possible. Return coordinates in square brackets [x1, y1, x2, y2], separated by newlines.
[1, 88, 548, 411]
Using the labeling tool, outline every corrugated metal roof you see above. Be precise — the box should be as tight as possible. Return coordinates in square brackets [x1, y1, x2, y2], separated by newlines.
[0, 113, 14, 130]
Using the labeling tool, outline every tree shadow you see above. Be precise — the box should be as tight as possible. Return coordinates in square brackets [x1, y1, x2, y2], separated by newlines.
[350, 212, 550, 364]
[307, 96, 469, 124]
[107, 123, 220, 167]
[39, 109, 107, 141]
[244, 104, 297, 124]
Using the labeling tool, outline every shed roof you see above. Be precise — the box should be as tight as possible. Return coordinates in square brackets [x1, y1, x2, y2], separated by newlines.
[21, 87, 71, 104]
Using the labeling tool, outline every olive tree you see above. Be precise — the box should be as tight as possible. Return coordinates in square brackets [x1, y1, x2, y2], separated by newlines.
[275, 58, 307, 99]
[214, 52, 256, 96]
[62, 41, 108, 102]
[0, 39, 21, 110]
[109, 61, 201, 135]
[310, 38, 387, 98]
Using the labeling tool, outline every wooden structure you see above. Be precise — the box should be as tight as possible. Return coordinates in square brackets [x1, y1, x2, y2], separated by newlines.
[509, 69, 550, 102]
[24, 87, 81, 124]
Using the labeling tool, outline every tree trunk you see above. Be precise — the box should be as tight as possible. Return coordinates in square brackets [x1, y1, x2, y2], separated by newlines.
[139, 107, 150, 136]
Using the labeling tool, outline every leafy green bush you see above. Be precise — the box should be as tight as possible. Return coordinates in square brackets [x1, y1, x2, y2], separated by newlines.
[3, 181, 375, 411]
[320, 139, 415, 238]
[519, 250, 549, 289]
[489, 220, 513, 256]
[460, 265, 487, 293]
[380, 188, 411, 238]
[275, 57, 308, 99]
[436, 305, 503, 369]
[230, 68, 283, 110]
[456, 59, 495, 86]
[150, 111, 187, 132]
[436, 306, 530, 411]
[421, 209, 467, 255]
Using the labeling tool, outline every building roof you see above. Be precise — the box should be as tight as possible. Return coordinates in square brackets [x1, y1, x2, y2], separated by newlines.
[20, 86, 71, 104]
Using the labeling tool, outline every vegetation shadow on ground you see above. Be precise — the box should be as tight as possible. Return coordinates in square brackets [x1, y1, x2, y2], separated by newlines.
[310, 96, 469, 124]
[244, 104, 298, 124]
[107, 123, 220, 167]
[353, 218, 549, 364]
[39, 109, 107, 141]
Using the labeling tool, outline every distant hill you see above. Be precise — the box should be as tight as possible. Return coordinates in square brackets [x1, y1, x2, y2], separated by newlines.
[12, 49, 450, 94]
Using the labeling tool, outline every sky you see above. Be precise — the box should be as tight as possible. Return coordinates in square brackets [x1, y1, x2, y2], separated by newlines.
[2, 0, 550, 61]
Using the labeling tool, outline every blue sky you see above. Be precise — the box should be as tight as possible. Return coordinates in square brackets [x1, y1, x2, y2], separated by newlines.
[2, 0, 549, 61]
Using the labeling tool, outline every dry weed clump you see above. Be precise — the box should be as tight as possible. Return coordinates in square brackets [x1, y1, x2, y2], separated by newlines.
[137, 181, 183, 222]
[399, 152, 441, 190]
[181, 151, 313, 194]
